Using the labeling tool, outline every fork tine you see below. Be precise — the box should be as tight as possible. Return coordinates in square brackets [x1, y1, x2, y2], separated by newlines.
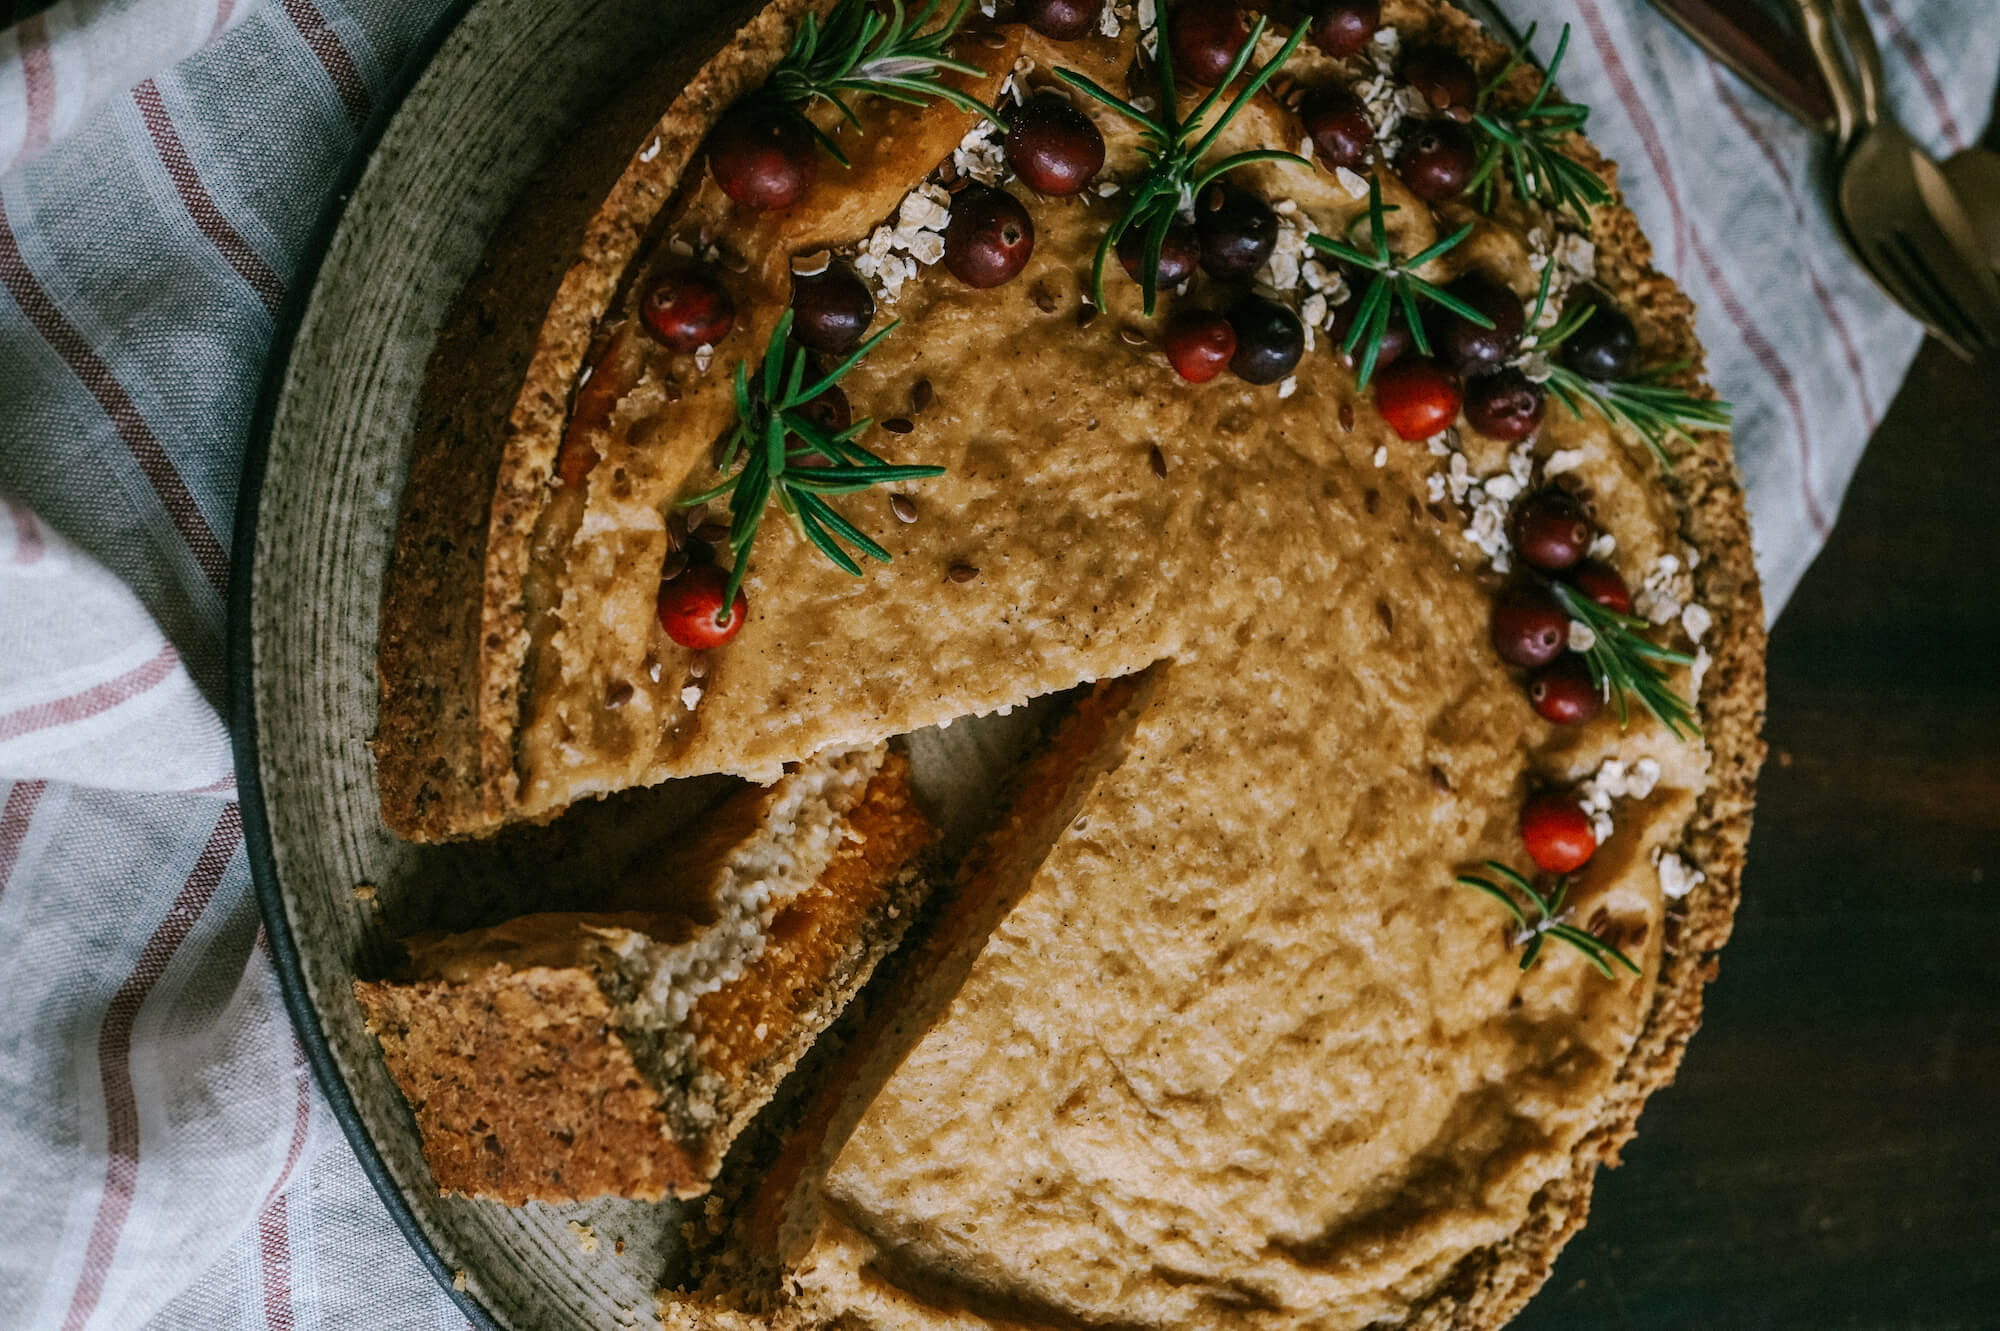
[1883, 234, 1991, 352]
[1872, 239, 1979, 360]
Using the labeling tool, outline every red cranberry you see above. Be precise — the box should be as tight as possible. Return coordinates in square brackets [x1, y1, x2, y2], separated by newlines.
[790, 262, 875, 354]
[1005, 93, 1105, 197]
[1521, 791, 1597, 874]
[1431, 273, 1524, 372]
[1401, 44, 1479, 110]
[1228, 297, 1305, 385]
[1463, 369, 1545, 442]
[658, 564, 747, 649]
[1372, 357, 1461, 441]
[1528, 656, 1605, 726]
[1021, 0, 1103, 40]
[1560, 292, 1641, 381]
[1164, 310, 1237, 383]
[1170, 0, 1251, 87]
[1195, 183, 1277, 279]
[641, 271, 734, 352]
[1511, 490, 1594, 573]
[708, 101, 817, 210]
[789, 383, 851, 465]
[1396, 119, 1478, 202]
[1308, 0, 1380, 58]
[943, 185, 1035, 288]
[1117, 219, 1201, 289]
[1301, 86, 1374, 170]
[1332, 297, 1414, 372]
[1570, 560, 1633, 615]
[1490, 584, 1568, 667]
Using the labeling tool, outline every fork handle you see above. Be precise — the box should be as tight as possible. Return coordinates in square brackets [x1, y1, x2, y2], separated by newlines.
[1829, 0, 1885, 129]
[1794, 0, 1865, 145]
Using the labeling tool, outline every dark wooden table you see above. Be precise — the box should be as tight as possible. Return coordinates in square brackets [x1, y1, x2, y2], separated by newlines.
[1513, 330, 2000, 1326]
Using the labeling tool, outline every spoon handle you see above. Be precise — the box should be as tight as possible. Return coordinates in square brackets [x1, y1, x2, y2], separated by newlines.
[1647, 0, 1837, 133]
[1829, 0, 1886, 130]
[1794, 0, 1865, 147]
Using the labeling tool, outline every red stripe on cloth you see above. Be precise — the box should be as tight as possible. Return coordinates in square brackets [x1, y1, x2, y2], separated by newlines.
[0, 642, 180, 743]
[1711, 74, 1881, 433]
[1864, 0, 1966, 154]
[213, 0, 239, 38]
[280, 0, 370, 129]
[1575, 0, 1688, 273]
[8, 503, 46, 564]
[59, 805, 244, 1331]
[0, 778, 47, 898]
[256, 1195, 297, 1331]
[16, 14, 54, 166]
[0, 196, 231, 593]
[133, 81, 285, 317]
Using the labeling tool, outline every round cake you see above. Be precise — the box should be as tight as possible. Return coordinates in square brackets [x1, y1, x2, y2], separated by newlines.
[366, 1, 1767, 1327]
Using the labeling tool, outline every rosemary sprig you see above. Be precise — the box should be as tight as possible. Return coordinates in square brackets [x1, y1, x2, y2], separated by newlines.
[1547, 577, 1701, 741]
[1465, 24, 1614, 224]
[1306, 175, 1492, 389]
[766, 0, 1000, 164]
[1519, 261, 1733, 469]
[679, 311, 945, 612]
[1458, 860, 1641, 979]
[1054, 5, 1312, 314]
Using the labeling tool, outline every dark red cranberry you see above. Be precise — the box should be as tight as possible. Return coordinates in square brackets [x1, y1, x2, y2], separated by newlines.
[1431, 273, 1524, 371]
[1195, 184, 1277, 279]
[1228, 297, 1305, 385]
[1511, 489, 1594, 572]
[1165, 310, 1237, 383]
[1402, 44, 1479, 110]
[1021, 0, 1103, 40]
[1528, 656, 1605, 726]
[1491, 584, 1568, 668]
[708, 101, 817, 210]
[789, 383, 851, 464]
[1372, 357, 1461, 441]
[1308, 0, 1380, 58]
[1331, 298, 1414, 372]
[943, 185, 1035, 288]
[1570, 560, 1633, 615]
[1170, 0, 1251, 86]
[658, 564, 747, 649]
[1522, 791, 1596, 874]
[1301, 86, 1375, 170]
[1559, 292, 1641, 381]
[1396, 118, 1478, 202]
[641, 271, 734, 351]
[789, 262, 875, 354]
[1463, 369, 1545, 442]
[1005, 93, 1105, 196]
[1117, 218, 1200, 288]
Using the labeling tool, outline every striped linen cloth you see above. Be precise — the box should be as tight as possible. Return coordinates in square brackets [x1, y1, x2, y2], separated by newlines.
[0, 1, 1992, 1328]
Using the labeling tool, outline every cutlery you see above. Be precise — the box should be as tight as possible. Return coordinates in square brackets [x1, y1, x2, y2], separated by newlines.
[1647, 0, 1837, 133]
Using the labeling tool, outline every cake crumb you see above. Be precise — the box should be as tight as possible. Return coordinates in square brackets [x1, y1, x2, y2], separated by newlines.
[352, 882, 377, 904]
[453, 1270, 467, 1292]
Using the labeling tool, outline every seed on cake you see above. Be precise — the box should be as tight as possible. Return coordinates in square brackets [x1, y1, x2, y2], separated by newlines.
[659, 550, 688, 582]
[881, 417, 915, 434]
[708, 101, 817, 209]
[657, 564, 747, 649]
[1510, 490, 1594, 572]
[911, 378, 934, 412]
[1527, 655, 1604, 725]
[891, 493, 918, 523]
[948, 562, 980, 583]
[1150, 445, 1168, 477]
[944, 185, 1036, 288]
[1300, 87, 1374, 170]
[1005, 92, 1106, 196]
[605, 679, 635, 709]
[1338, 402, 1356, 431]
[790, 262, 876, 353]
[1521, 791, 1598, 873]
[687, 652, 711, 681]
[1164, 309, 1237, 383]
[1491, 584, 1568, 667]
[642, 271, 734, 351]
[1033, 282, 1061, 313]
[694, 521, 732, 545]
[1401, 44, 1478, 110]
[1171, 0, 1252, 86]
[1308, 0, 1380, 57]
[1118, 325, 1148, 346]
[1116, 218, 1200, 288]
[1396, 119, 1478, 202]
[1196, 184, 1278, 279]
[1077, 300, 1100, 327]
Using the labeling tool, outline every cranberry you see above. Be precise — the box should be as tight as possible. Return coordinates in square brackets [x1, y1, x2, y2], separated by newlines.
[1332, 298, 1413, 373]
[789, 383, 851, 464]
[1228, 297, 1305, 385]
[1308, 0, 1380, 58]
[1521, 791, 1597, 874]
[1560, 292, 1641, 381]
[790, 262, 875, 354]
[1570, 560, 1633, 615]
[1431, 273, 1524, 372]
[1528, 656, 1605, 726]
[1511, 489, 1594, 572]
[1164, 310, 1237, 383]
[1021, 0, 1103, 40]
[1490, 584, 1568, 667]
[1402, 44, 1479, 110]
[1005, 93, 1105, 196]
[708, 101, 817, 210]
[1117, 218, 1201, 289]
[1463, 369, 1545, 442]
[1396, 118, 1478, 202]
[658, 564, 747, 649]
[1301, 86, 1374, 170]
[1195, 184, 1277, 279]
[944, 185, 1035, 288]
[1372, 357, 1461, 441]
[641, 271, 734, 352]
[1170, 0, 1251, 87]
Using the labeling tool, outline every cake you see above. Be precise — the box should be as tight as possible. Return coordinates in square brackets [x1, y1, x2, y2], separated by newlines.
[365, 0, 1766, 1325]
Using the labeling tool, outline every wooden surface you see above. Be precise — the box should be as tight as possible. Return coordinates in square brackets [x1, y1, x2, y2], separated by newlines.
[1515, 338, 2000, 1328]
